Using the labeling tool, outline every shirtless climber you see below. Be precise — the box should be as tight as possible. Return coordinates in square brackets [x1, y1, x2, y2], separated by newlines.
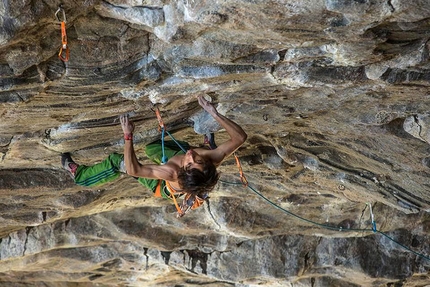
[61, 95, 247, 217]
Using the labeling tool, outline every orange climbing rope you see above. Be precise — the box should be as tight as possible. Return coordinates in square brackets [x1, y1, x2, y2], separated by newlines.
[55, 6, 69, 62]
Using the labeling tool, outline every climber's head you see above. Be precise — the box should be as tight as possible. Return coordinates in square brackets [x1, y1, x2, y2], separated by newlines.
[178, 149, 220, 196]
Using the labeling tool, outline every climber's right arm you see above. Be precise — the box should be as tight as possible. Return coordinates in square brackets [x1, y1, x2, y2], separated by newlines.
[120, 114, 177, 180]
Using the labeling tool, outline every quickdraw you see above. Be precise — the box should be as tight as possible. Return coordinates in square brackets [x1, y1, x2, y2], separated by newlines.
[55, 6, 69, 62]
[368, 203, 377, 232]
[154, 106, 165, 131]
[234, 153, 248, 187]
[153, 106, 168, 163]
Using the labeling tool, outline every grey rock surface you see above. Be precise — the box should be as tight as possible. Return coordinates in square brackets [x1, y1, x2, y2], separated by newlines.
[1, 0, 430, 286]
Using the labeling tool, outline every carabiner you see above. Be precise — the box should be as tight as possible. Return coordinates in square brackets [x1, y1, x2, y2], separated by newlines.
[58, 42, 70, 62]
[55, 6, 67, 23]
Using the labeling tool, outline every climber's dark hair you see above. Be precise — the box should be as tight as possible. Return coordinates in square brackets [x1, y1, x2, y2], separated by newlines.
[177, 159, 220, 196]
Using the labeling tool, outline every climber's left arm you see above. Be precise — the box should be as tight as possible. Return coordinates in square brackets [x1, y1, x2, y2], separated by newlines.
[197, 95, 247, 165]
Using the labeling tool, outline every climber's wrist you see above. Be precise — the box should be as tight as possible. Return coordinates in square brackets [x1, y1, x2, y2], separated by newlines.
[124, 133, 133, 140]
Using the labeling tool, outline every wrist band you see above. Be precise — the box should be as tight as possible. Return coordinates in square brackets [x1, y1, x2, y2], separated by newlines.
[124, 133, 133, 140]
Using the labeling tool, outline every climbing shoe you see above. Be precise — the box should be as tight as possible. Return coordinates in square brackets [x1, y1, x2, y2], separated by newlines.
[204, 133, 217, 150]
[61, 153, 79, 178]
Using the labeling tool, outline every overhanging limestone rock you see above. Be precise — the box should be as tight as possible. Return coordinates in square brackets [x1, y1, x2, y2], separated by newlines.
[1, 0, 430, 285]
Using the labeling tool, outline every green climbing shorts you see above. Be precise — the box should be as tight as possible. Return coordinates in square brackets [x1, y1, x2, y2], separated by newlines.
[74, 153, 123, 187]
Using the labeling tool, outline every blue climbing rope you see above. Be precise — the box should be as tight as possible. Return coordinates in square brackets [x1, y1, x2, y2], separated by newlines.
[220, 179, 430, 262]
[156, 107, 188, 164]
[165, 130, 187, 153]
[159, 127, 187, 164]
[160, 127, 168, 164]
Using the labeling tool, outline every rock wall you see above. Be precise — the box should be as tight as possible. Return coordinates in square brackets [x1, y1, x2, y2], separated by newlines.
[1, 0, 430, 286]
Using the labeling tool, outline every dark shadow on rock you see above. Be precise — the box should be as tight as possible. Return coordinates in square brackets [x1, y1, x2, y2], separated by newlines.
[384, 117, 425, 140]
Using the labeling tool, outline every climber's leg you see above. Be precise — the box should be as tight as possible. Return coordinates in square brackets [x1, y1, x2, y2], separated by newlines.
[63, 153, 125, 187]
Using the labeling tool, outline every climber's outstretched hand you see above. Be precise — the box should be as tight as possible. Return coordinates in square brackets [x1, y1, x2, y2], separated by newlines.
[197, 95, 218, 115]
[120, 114, 135, 134]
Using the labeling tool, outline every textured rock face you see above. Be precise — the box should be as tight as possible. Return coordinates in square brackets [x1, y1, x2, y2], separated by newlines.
[1, 0, 430, 286]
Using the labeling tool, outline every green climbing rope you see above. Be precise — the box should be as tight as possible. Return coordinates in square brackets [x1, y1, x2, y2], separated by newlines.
[220, 179, 430, 262]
